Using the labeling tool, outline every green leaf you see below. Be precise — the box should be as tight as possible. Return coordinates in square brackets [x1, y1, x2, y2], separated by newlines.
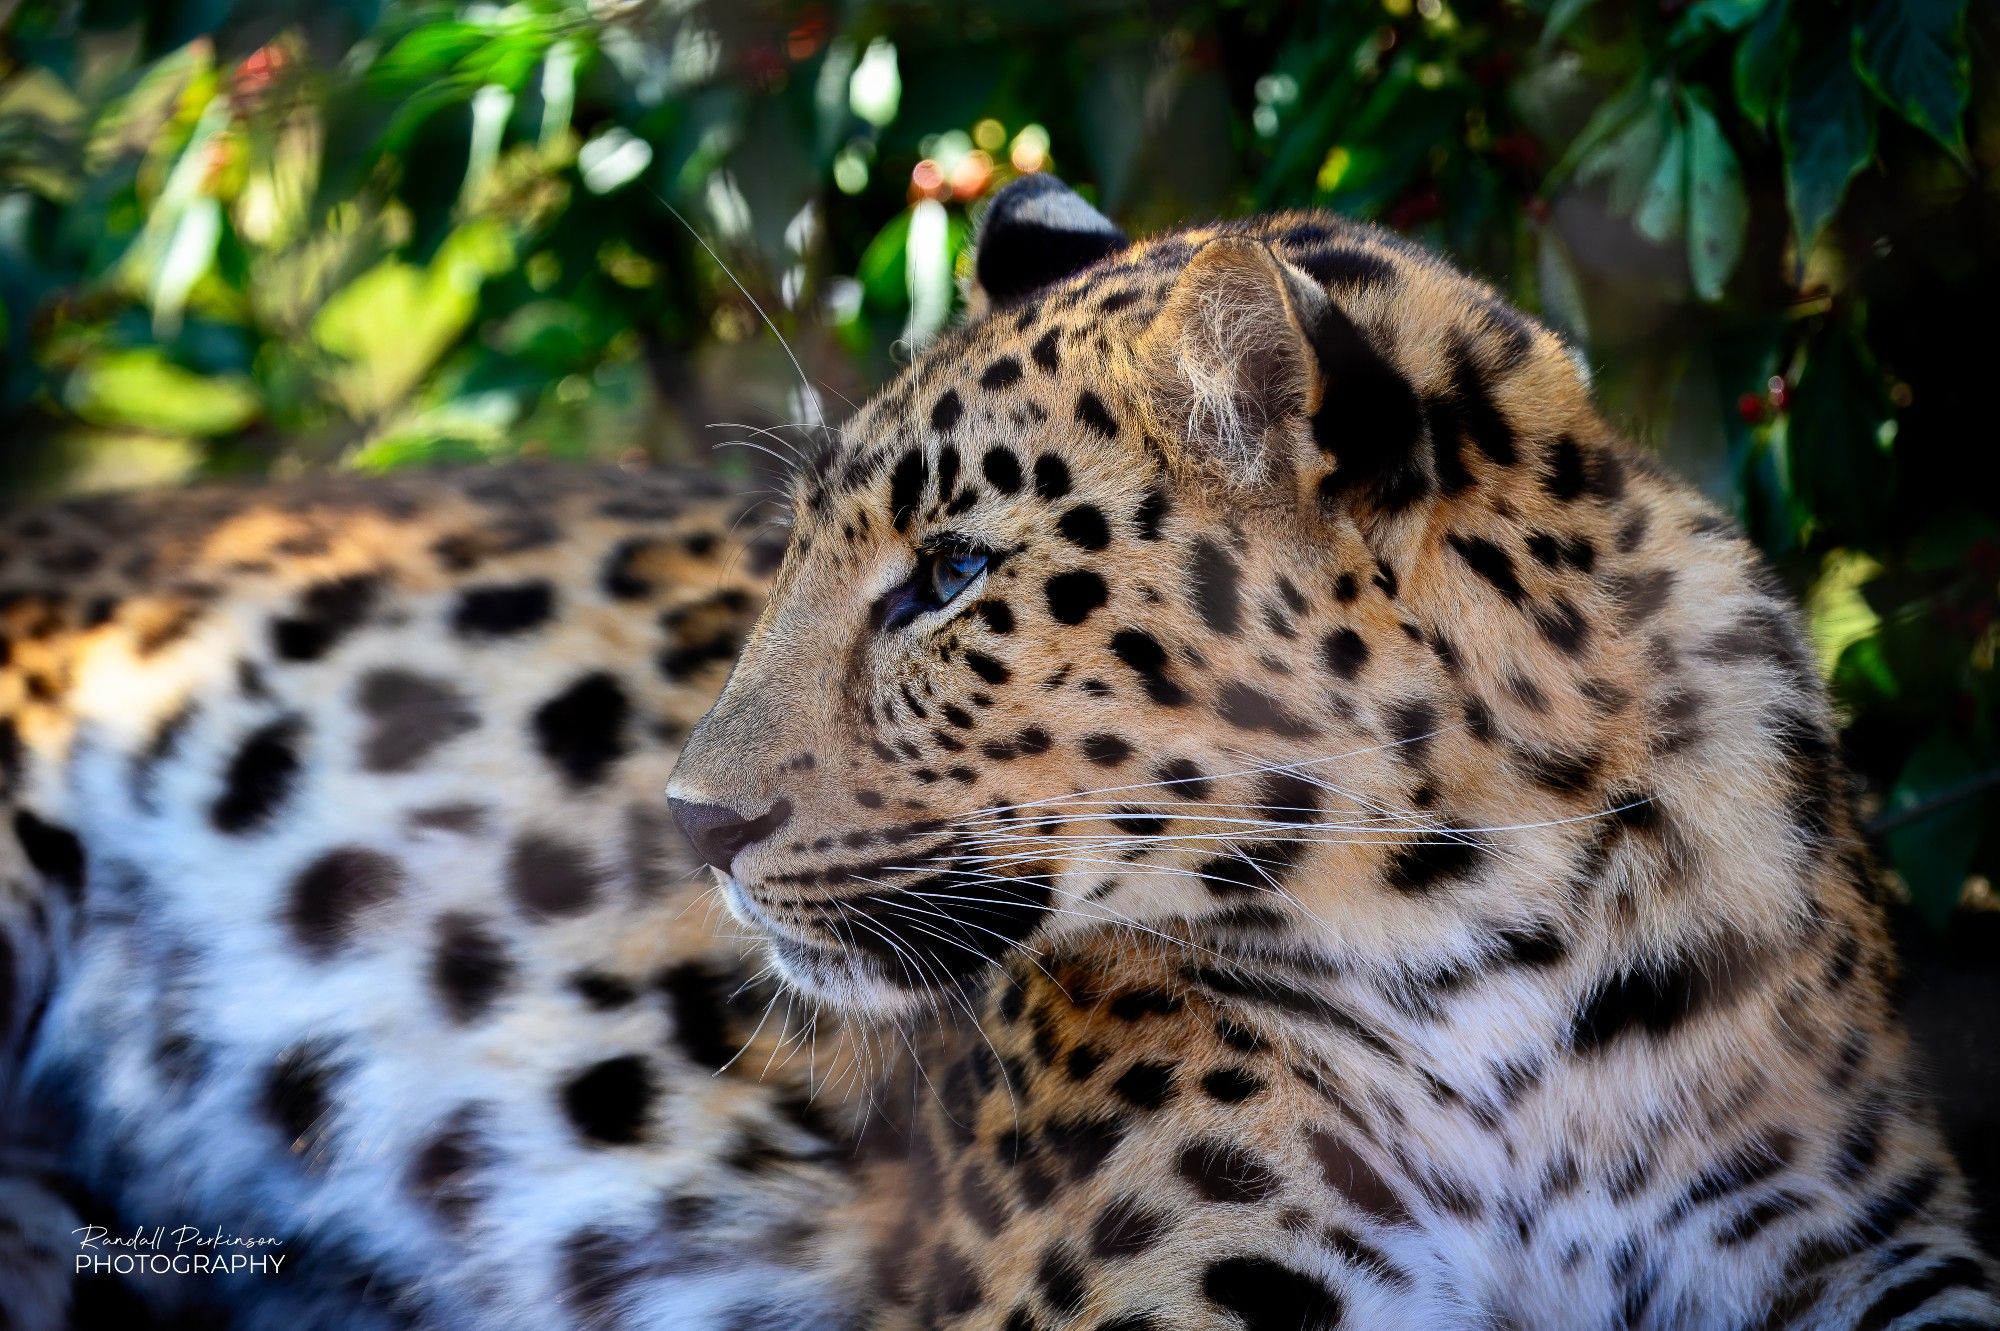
[368, 16, 559, 95]
[903, 199, 964, 345]
[856, 209, 911, 314]
[1855, 0, 1970, 155]
[1303, 51, 1462, 220]
[312, 220, 513, 419]
[367, 22, 492, 90]
[1673, 0, 1769, 51]
[1251, 11, 1376, 206]
[1806, 548, 1883, 676]
[1539, 0, 1599, 53]
[1779, 23, 1877, 264]
[1552, 73, 1650, 183]
[1682, 91, 1748, 300]
[64, 348, 260, 437]
[1734, 0, 1793, 130]
[1884, 732, 1986, 927]
[1077, 45, 1150, 212]
[1680, 0, 1768, 34]
[1632, 111, 1686, 244]
[1831, 633, 1900, 705]
[1320, 92, 1462, 218]
[1787, 322, 1895, 538]
[347, 434, 495, 473]
[846, 38, 900, 128]
[148, 194, 222, 338]
[1573, 79, 1675, 219]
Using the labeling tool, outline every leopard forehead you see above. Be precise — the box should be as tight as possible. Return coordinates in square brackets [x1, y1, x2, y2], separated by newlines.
[794, 213, 1494, 517]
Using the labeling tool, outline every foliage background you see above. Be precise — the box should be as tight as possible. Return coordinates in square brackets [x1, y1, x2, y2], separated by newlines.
[0, 0, 1996, 926]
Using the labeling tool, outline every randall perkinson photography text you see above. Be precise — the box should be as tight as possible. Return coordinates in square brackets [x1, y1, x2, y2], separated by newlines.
[73, 1224, 287, 1276]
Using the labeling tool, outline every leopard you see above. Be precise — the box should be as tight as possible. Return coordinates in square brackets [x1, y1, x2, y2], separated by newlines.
[0, 172, 1987, 1331]
[663, 175, 2000, 1329]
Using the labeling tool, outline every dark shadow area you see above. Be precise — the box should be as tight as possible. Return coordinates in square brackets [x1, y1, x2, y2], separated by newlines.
[1897, 904, 2000, 1253]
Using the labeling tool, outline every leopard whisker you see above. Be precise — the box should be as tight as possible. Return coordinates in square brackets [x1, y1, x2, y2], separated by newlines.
[726, 961, 778, 1004]
[889, 866, 1233, 964]
[712, 438, 805, 475]
[954, 795, 1647, 845]
[856, 872, 1082, 1004]
[827, 898, 938, 998]
[954, 727, 1464, 822]
[706, 421, 815, 469]
[847, 893, 1025, 1125]
[1218, 843, 1317, 920]
[758, 986, 800, 1082]
[954, 810, 1430, 835]
[653, 189, 828, 434]
[853, 878, 1074, 999]
[711, 975, 786, 1079]
[862, 893, 1050, 965]
[947, 831, 1501, 861]
[836, 900, 996, 1066]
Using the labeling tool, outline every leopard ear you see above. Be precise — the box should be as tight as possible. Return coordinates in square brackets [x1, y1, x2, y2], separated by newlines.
[1137, 236, 1332, 488]
[967, 175, 1127, 312]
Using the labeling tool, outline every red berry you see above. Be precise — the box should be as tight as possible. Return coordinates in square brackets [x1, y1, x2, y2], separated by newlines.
[1737, 392, 1764, 425]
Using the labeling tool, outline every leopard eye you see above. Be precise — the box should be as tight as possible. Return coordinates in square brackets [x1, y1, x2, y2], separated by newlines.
[877, 544, 992, 632]
[928, 548, 988, 608]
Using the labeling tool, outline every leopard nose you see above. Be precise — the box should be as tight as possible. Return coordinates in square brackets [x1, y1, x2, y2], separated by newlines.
[669, 797, 794, 873]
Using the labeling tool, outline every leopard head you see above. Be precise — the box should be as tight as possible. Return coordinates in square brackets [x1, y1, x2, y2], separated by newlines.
[670, 177, 1787, 1017]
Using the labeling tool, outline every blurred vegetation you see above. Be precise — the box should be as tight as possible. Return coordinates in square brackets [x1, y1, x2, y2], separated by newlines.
[0, 0, 1995, 922]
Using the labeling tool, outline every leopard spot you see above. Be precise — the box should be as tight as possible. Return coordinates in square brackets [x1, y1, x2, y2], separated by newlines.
[287, 847, 406, 961]
[560, 1054, 656, 1145]
[507, 833, 603, 920]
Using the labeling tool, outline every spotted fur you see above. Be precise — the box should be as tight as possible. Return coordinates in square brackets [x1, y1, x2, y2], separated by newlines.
[0, 177, 1991, 1331]
[669, 181, 1999, 1329]
[0, 467, 889, 1329]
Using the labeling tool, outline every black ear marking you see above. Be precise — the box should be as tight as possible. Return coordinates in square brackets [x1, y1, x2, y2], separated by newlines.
[1309, 303, 1429, 515]
[973, 176, 1128, 307]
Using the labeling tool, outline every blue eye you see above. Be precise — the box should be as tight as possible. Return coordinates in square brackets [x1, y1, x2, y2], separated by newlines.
[928, 548, 989, 608]
[875, 542, 993, 632]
